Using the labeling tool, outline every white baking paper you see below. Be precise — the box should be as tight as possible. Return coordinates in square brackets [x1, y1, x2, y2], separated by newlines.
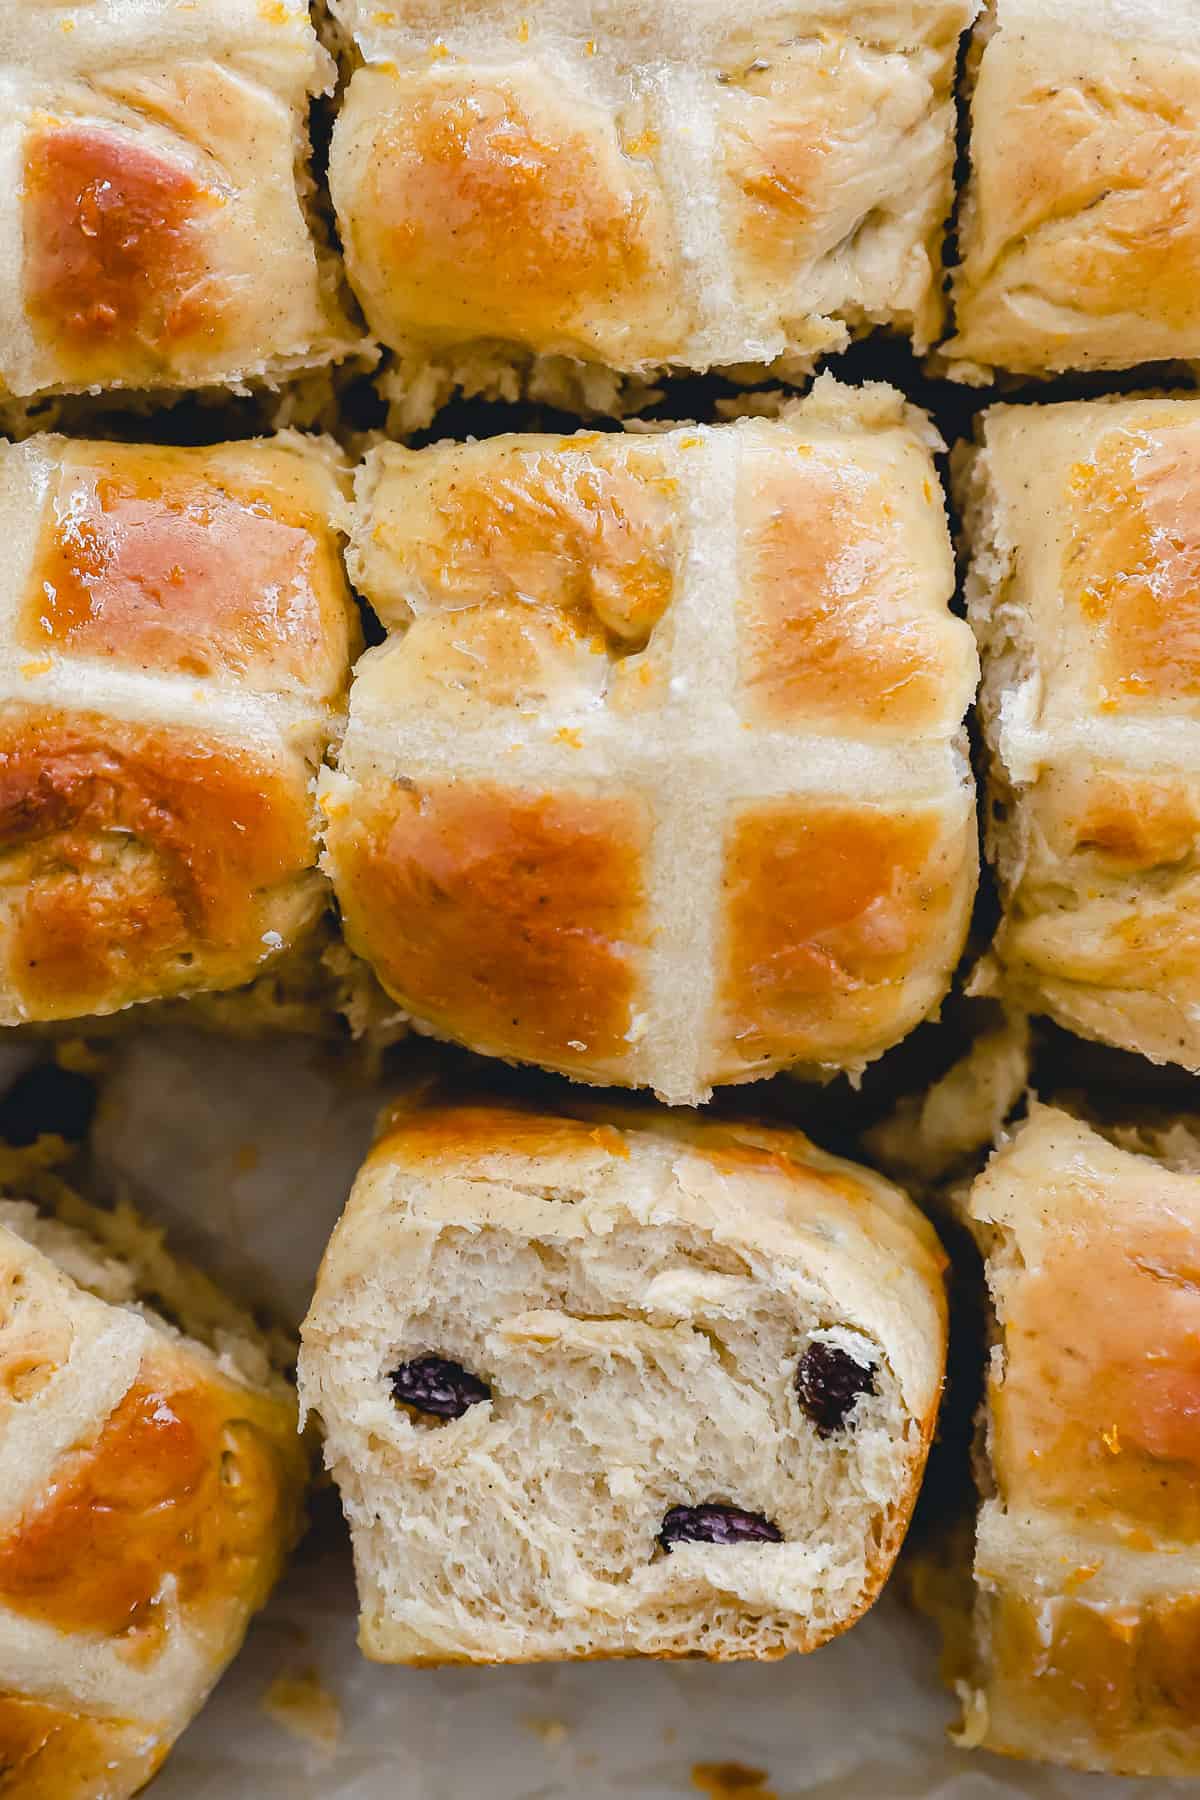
[83, 1030, 1179, 1800]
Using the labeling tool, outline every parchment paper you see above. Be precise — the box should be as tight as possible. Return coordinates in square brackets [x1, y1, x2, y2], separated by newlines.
[75, 1030, 1181, 1800]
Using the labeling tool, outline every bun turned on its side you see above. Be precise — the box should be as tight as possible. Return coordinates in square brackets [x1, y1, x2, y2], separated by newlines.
[298, 1083, 947, 1665]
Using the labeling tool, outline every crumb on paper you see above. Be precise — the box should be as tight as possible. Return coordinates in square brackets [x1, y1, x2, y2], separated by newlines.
[692, 1764, 777, 1800]
[233, 1142, 260, 1174]
[55, 1038, 107, 1077]
[261, 1668, 342, 1754]
[523, 1716, 570, 1749]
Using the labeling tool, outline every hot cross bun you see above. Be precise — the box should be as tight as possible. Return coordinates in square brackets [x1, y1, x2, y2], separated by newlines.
[324, 377, 978, 1102]
[964, 392, 1200, 1072]
[947, 0, 1200, 379]
[328, 0, 978, 409]
[0, 0, 362, 401]
[0, 431, 360, 1025]
[946, 1106, 1200, 1776]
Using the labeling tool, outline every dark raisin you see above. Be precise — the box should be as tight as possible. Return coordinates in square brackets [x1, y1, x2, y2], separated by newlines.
[389, 1355, 490, 1419]
[795, 1342, 876, 1435]
[658, 1504, 782, 1552]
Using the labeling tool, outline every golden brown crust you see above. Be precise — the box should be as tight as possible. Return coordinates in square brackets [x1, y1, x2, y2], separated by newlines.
[718, 45, 853, 261]
[22, 124, 230, 389]
[0, 1149, 310, 1796]
[371, 1084, 948, 1280]
[332, 64, 684, 365]
[371, 1096, 634, 1167]
[0, 432, 357, 1025]
[736, 444, 962, 733]
[712, 801, 972, 1076]
[345, 433, 684, 726]
[373, 606, 621, 723]
[326, 779, 652, 1076]
[713, 24, 955, 353]
[330, 5, 971, 378]
[0, 1693, 164, 1800]
[1000, 767, 1200, 1004]
[945, 1111, 1200, 1775]
[1034, 767, 1200, 872]
[4, 23, 360, 400]
[0, 709, 319, 1022]
[355, 436, 678, 643]
[26, 442, 356, 696]
[1060, 416, 1200, 707]
[992, 1232, 1200, 1542]
[0, 1346, 303, 1652]
[979, 1588, 1200, 1776]
[977, 1113, 1200, 1546]
[950, 9, 1200, 374]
